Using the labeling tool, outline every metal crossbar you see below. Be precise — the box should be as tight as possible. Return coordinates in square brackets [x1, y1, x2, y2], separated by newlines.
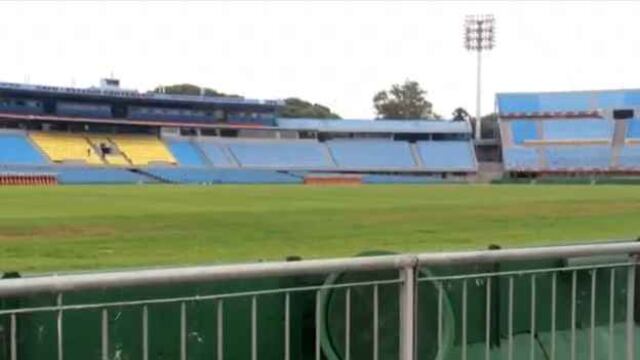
[0, 242, 638, 360]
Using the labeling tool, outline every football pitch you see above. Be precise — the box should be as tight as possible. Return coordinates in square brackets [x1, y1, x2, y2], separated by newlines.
[0, 184, 639, 273]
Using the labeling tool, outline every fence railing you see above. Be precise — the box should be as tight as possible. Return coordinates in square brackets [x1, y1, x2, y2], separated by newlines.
[0, 242, 638, 360]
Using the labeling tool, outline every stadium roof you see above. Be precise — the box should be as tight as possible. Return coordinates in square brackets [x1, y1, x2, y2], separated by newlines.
[276, 118, 471, 134]
[0, 81, 284, 107]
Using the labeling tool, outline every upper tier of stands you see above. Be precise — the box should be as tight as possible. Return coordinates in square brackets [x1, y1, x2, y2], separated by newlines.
[542, 119, 613, 140]
[510, 119, 613, 144]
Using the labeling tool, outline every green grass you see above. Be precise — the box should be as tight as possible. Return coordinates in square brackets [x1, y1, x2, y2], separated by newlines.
[0, 184, 639, 273]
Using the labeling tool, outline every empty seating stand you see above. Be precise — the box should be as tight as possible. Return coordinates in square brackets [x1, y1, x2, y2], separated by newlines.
[327, 140, 416, 169]
[0, 133, 47, 165]
[626, 119, 640, 139]
[503, 147, 540, 171]
[544, 146, 612, 170]
[110, 135, 176, 166]
[542, 119, 613, 141]
[165, 139, 207, 167]
[197, 141, 237, 167]
[511, 120, 538, 144]
[87, 136, 131, 166]
[30, 132, 103, 165]
[617, 146, 640, 170]
[227, 140, 332, 168]
[417, 141, 476, 171]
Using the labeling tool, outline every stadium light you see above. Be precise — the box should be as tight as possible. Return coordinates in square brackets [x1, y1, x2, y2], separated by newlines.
[464, 14, 495, 140]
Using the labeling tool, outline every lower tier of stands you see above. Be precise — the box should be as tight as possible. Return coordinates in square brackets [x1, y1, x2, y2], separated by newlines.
[144, 167, 302, 184]
[416, 141, 476, 171]
[0, 132, 479, 185]
[618, 146, 640, 169]
[504, 144, 640, 172]
[327, 140, 416, 169]
[0, 133, 47, 165]
[0, 165, 156, 184]
[544, 146, 612, 170]
[503, 147, 541, 171]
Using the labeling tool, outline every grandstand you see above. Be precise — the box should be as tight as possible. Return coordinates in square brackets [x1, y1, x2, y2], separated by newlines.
[0, 79, 478, 185]
[498, 89, 640, 175]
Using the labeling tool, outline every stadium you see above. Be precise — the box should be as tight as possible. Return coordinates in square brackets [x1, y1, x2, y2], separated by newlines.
[0, 3, 639, 360]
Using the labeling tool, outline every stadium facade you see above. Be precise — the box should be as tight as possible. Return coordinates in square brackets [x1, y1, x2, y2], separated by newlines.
[0, 79, 477, 185]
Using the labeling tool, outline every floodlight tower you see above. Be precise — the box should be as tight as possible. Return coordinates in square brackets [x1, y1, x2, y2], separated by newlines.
[464, 14, 495, 140]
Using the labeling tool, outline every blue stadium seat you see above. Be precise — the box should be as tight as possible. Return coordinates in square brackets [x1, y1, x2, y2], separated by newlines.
[544, 146, 612, 170]
[511, 120, 538, 144]
[618, 146, 640, 169]
[146, 167, 301, 184]
[166, 140, 207, 167]
[327, 140, 416, 169]
[0, 133, 47, 165]
[227, 141, 332, 168]
[0, 165, 154, 184]
[496, 94, 540, 113]
[538, 93, 592, 112]
[503, 147, 540, 170]
[56, 167, 154, 184]
[626, 119, 640, 139]
[542, 119, 613, 140]
[197, 142, 236, 167]
[417, 141, 476, 171]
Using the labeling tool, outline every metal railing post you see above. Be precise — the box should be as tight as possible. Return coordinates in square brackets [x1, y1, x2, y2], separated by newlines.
[626, 255, 637, 360]
[399, 264, 415, 360]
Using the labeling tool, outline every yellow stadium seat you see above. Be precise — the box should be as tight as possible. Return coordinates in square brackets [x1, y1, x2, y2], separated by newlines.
[109, 135, 176, 166]
[87, 136, 131, 166]
[30, 132, 104, 165]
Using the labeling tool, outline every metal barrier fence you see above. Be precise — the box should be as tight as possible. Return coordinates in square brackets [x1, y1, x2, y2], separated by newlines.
[0, 242, 638, 360]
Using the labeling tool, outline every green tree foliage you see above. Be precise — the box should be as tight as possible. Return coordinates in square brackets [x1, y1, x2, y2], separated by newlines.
[373, 80, 434, 119]
[279, 97, 341, 119]
[153, 85, 340, 119]
[452, 107, 471, 122]
[153, 84, 241, 98]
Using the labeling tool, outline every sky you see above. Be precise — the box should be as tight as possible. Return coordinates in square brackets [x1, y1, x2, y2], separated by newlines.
[0, 1, 639, 119]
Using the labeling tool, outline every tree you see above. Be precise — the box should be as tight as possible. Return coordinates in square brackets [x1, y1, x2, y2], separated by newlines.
[153, 84, 241, 98]
[452, 107, 471, 122]
[279, 98, 341, 119]
[373, 80, 434, 119]
[155, 84, 341, 119]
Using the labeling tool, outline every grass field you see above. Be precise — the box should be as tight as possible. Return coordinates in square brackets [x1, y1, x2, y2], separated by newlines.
[0, 184, 639, 273]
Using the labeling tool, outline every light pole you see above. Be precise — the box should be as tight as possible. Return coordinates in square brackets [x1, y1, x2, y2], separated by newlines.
[464, 14, 495, 140]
